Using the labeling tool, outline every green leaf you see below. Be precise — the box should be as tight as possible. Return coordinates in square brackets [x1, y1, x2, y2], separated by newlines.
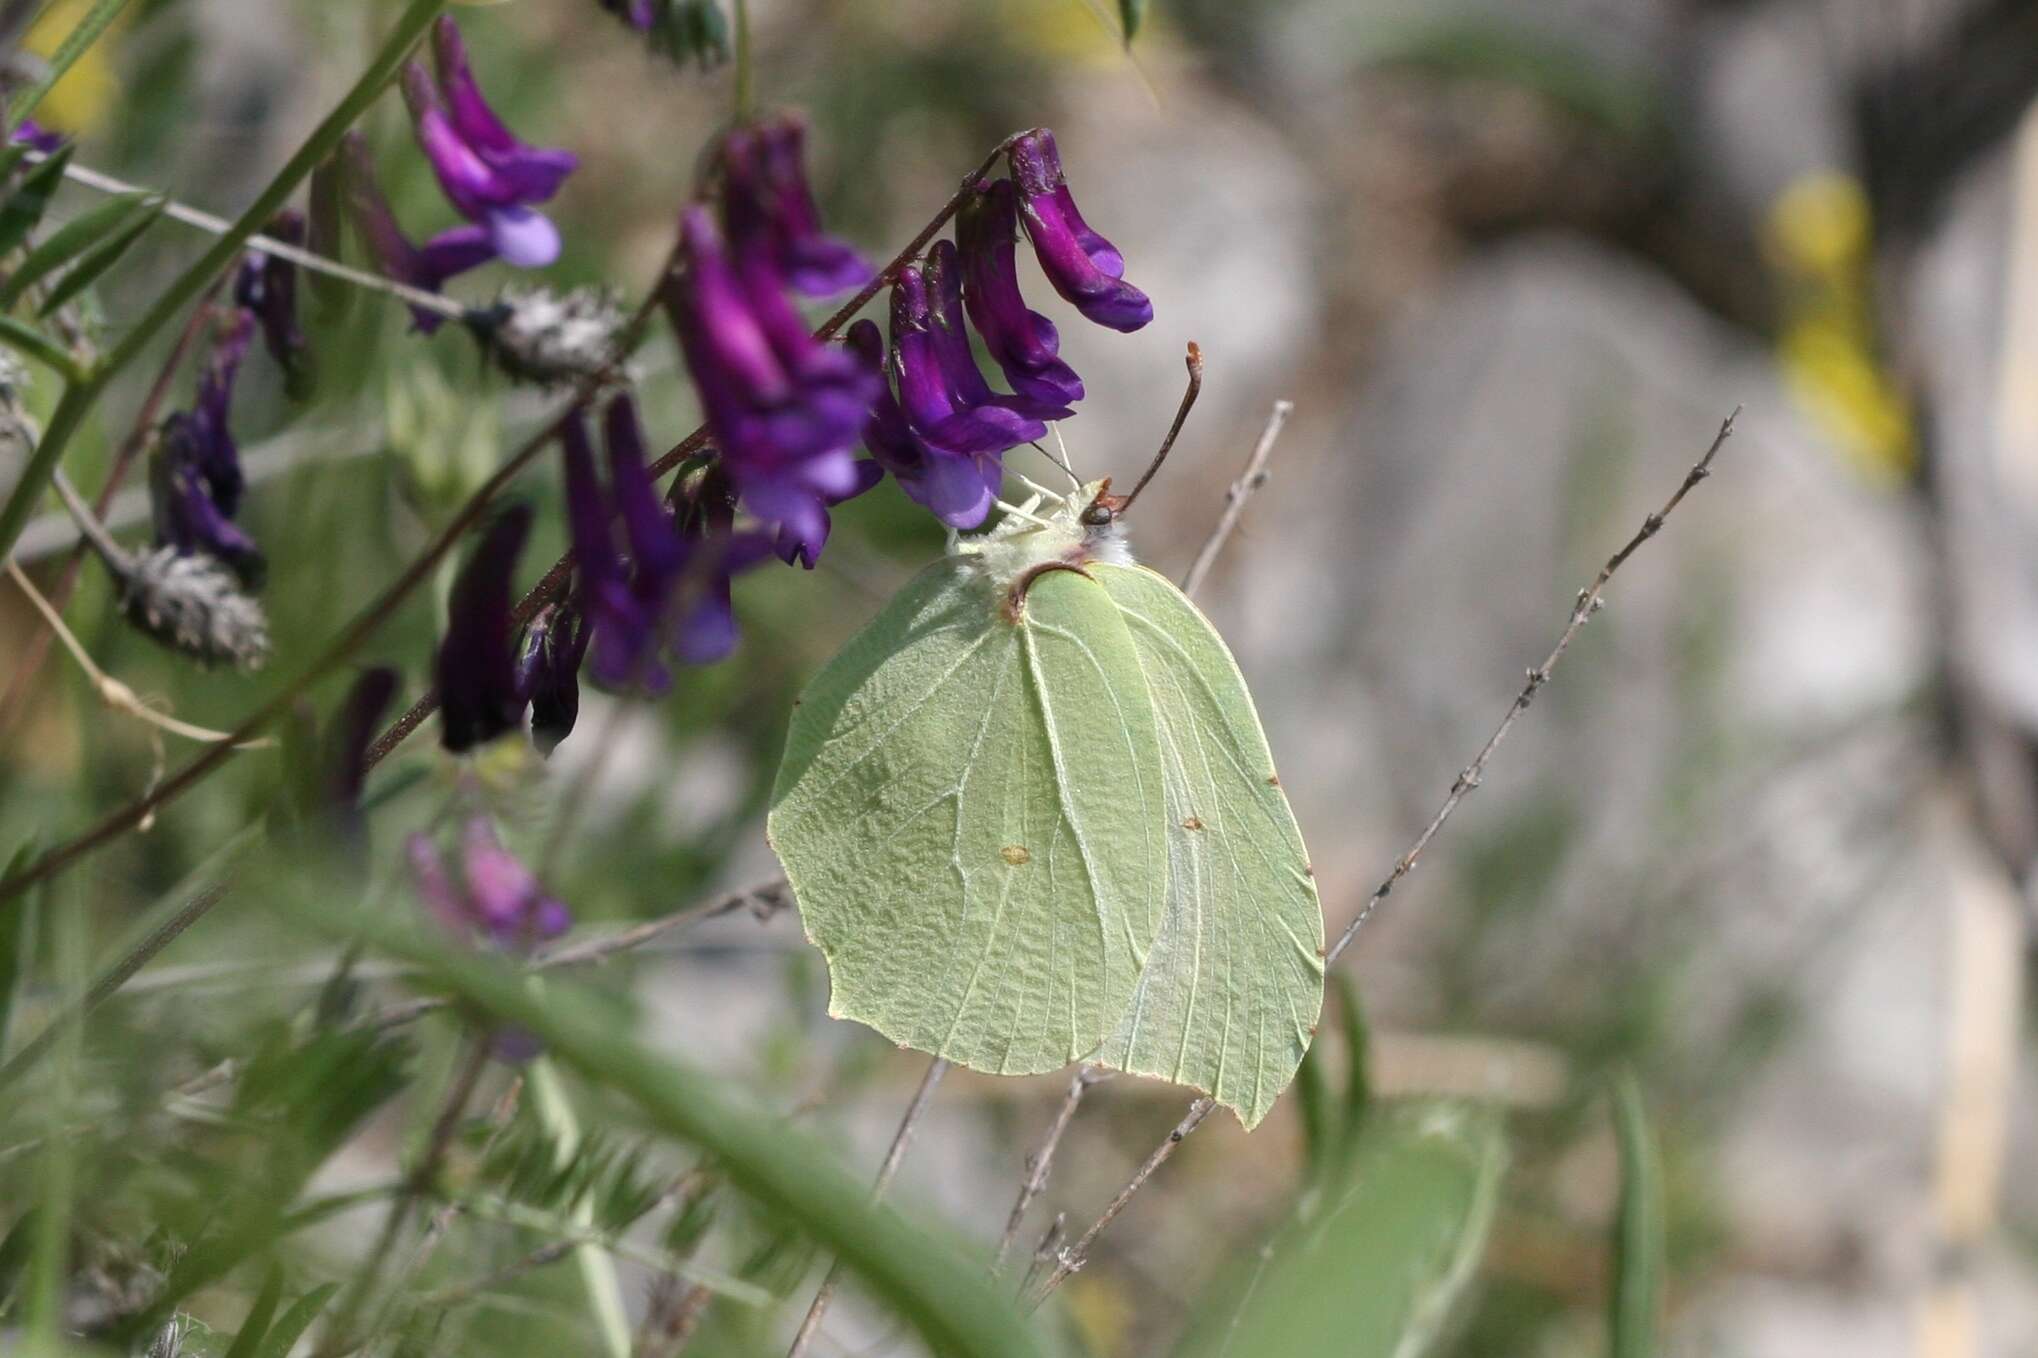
[37, 195, 165, 317]
[0, 146, 75, 257]
[1119, 0, 1147, 45]
[1180, 1102, 1505, 1358]
[0, 839, 38, 1057]
[1609, 1069, 1664, 1358]
[0, 190, 150, 310]
[295, 907, 1045, 1358]
[255, 1282, 339, 1358]
[220, 1263, 286, 1358]
[1332, 972, 1370, 1154]
[0, 313, 78, 379]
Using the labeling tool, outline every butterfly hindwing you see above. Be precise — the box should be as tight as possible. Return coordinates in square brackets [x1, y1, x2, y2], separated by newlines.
[769, 562, 1167, 1075]
[1087, 563, 1324, 1129]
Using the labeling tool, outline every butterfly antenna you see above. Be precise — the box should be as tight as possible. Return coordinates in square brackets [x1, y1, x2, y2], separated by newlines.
[1118, 341, 1203, 515]
[1047, 425, 1081, 487]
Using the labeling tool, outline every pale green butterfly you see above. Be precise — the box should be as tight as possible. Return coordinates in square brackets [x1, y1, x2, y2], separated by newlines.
[767, 439, 1323, 1129]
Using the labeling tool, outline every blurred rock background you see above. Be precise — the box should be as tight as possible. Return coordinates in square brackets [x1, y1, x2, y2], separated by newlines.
[9, 0, 2038, 1354]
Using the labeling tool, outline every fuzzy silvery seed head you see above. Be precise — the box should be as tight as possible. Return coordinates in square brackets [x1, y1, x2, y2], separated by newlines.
[121, 546, 272, 670]
[473, 284, 627, 387]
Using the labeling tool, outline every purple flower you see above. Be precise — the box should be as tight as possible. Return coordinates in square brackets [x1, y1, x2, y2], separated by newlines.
[846, 319, 997, 529]
[721, 115, 872, 297]
[318, 667, 398, 843]
[235, 211, 310, 398]
[515, 601, 588, 756]
[8, 119, 64, 153]
[150, 310, 263, 583]
[437, 504, 532, 753]
[664, 206, 878, 557]
[1007, 130, 1151, 332]
[890, 263, 1045, 455]
[924, 239, 1068, 421]
[408, 815, 570, 1062]
[563, 396, 773, 685]
[340, 131, 496, 333]
[955, 179, 1085, 410]
[402, 19, 577, 270]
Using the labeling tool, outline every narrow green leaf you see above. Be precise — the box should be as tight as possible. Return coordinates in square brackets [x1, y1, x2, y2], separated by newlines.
[1181, 1103, 1505, 1358]
[0, 313, 79, 378]
[1119, 0, 1147, 45]
[38, 195, 165, 316]
[0, 145, 30, 185]
[0, 1207, 37, 1308]
[1293, 1040, 1333, 1181]
[0, 190, 148, 309]
[306, 907, 1043, 1358]
[0, 839, 39, 1057]
[220, 1263, 286, 1358]
[255, 1282, 340, 1358]
[1609, 1069, 1664, 1358]
[1333, 972, 1370, 1153]
[0, 146, 75, 257]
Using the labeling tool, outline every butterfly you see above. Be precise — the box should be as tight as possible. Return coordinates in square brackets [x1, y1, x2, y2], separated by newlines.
[769, 443, 1322, 1129]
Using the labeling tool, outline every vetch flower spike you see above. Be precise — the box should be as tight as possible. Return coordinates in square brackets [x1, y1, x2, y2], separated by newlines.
[721, 115, 873, 298]
[846, 318, 996, 530]
[1008, 130, 1152, 332]
[149, 310, 263, 585]
[665, 206, 878, 556]
[436, 503, 533, 753]
[956, 179, 1085, 410]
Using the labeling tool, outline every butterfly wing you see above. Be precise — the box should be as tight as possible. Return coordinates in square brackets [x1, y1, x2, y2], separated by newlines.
[1088, 563, 1324, 1129]
[769, 563, 1168, 1075]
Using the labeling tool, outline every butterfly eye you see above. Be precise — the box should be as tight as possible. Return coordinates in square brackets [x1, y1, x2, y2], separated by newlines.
[1080, 504, 1114, 527]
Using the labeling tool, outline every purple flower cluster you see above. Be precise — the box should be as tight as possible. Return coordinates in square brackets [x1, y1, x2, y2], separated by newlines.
[664, 115, 881, 569]
[344, 17, 577, 330]
[563, 395, 775, 693]
[409, 817, 571, 952]
[852, 128, 1150, 529]
[150, 310, 264, 585]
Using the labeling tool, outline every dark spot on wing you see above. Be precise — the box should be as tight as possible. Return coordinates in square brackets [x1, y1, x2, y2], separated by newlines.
[1182, 816, 1204, 831]
[1001, 845, 1031, 866]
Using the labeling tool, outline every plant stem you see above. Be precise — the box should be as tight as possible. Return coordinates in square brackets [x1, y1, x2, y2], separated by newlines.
[730, 0, 753, 122]
[0, 0, 449, 567]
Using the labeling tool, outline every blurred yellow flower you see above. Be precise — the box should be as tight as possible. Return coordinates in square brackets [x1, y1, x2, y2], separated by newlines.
[1764, 171, 1916, 484]
[22, 0, 125, 135]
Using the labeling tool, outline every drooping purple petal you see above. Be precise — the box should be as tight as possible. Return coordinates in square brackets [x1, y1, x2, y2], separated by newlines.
[890, 265, 1043, 455]
[340, 132, 497, 332]
[846, 319, 996, 531]
[1007, 131, 1152, 332]
[320, 667, 398, 839]
[431, 17, 578, 204]
[956, 179, 1085, 410]
[924, 239, 1069, 421]
[722, 116, 872, 297]
[234, 211, 310, 397]
[459, 817, 571, 946]
[516, 602, 587, 756]
[436, 504, 532, 753]
[150, 425, 265, 586]
[408, 833, 468, 935]
[8, 119, 64, 153]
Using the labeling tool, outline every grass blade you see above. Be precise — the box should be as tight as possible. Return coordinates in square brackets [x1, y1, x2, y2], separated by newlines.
[1609, 1068, 1664, 1358]
[256, 1281, 340, 1358]
[0, 145, 74, 257]
[38, 194, 165, 316]
[0, 189, 148, 309]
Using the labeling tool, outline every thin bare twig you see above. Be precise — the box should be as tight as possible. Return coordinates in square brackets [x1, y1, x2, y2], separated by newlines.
[1030, 407, 1741, 1303]
[994, 1068, 1109, 1274]
[783, 1056, 951, 1358]
[1180, 400, 1294, 598]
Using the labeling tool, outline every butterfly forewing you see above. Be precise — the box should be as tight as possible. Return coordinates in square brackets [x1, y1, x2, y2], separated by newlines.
[1088, 563, 1324, 1129]
[769, 563, 1167, 1074]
